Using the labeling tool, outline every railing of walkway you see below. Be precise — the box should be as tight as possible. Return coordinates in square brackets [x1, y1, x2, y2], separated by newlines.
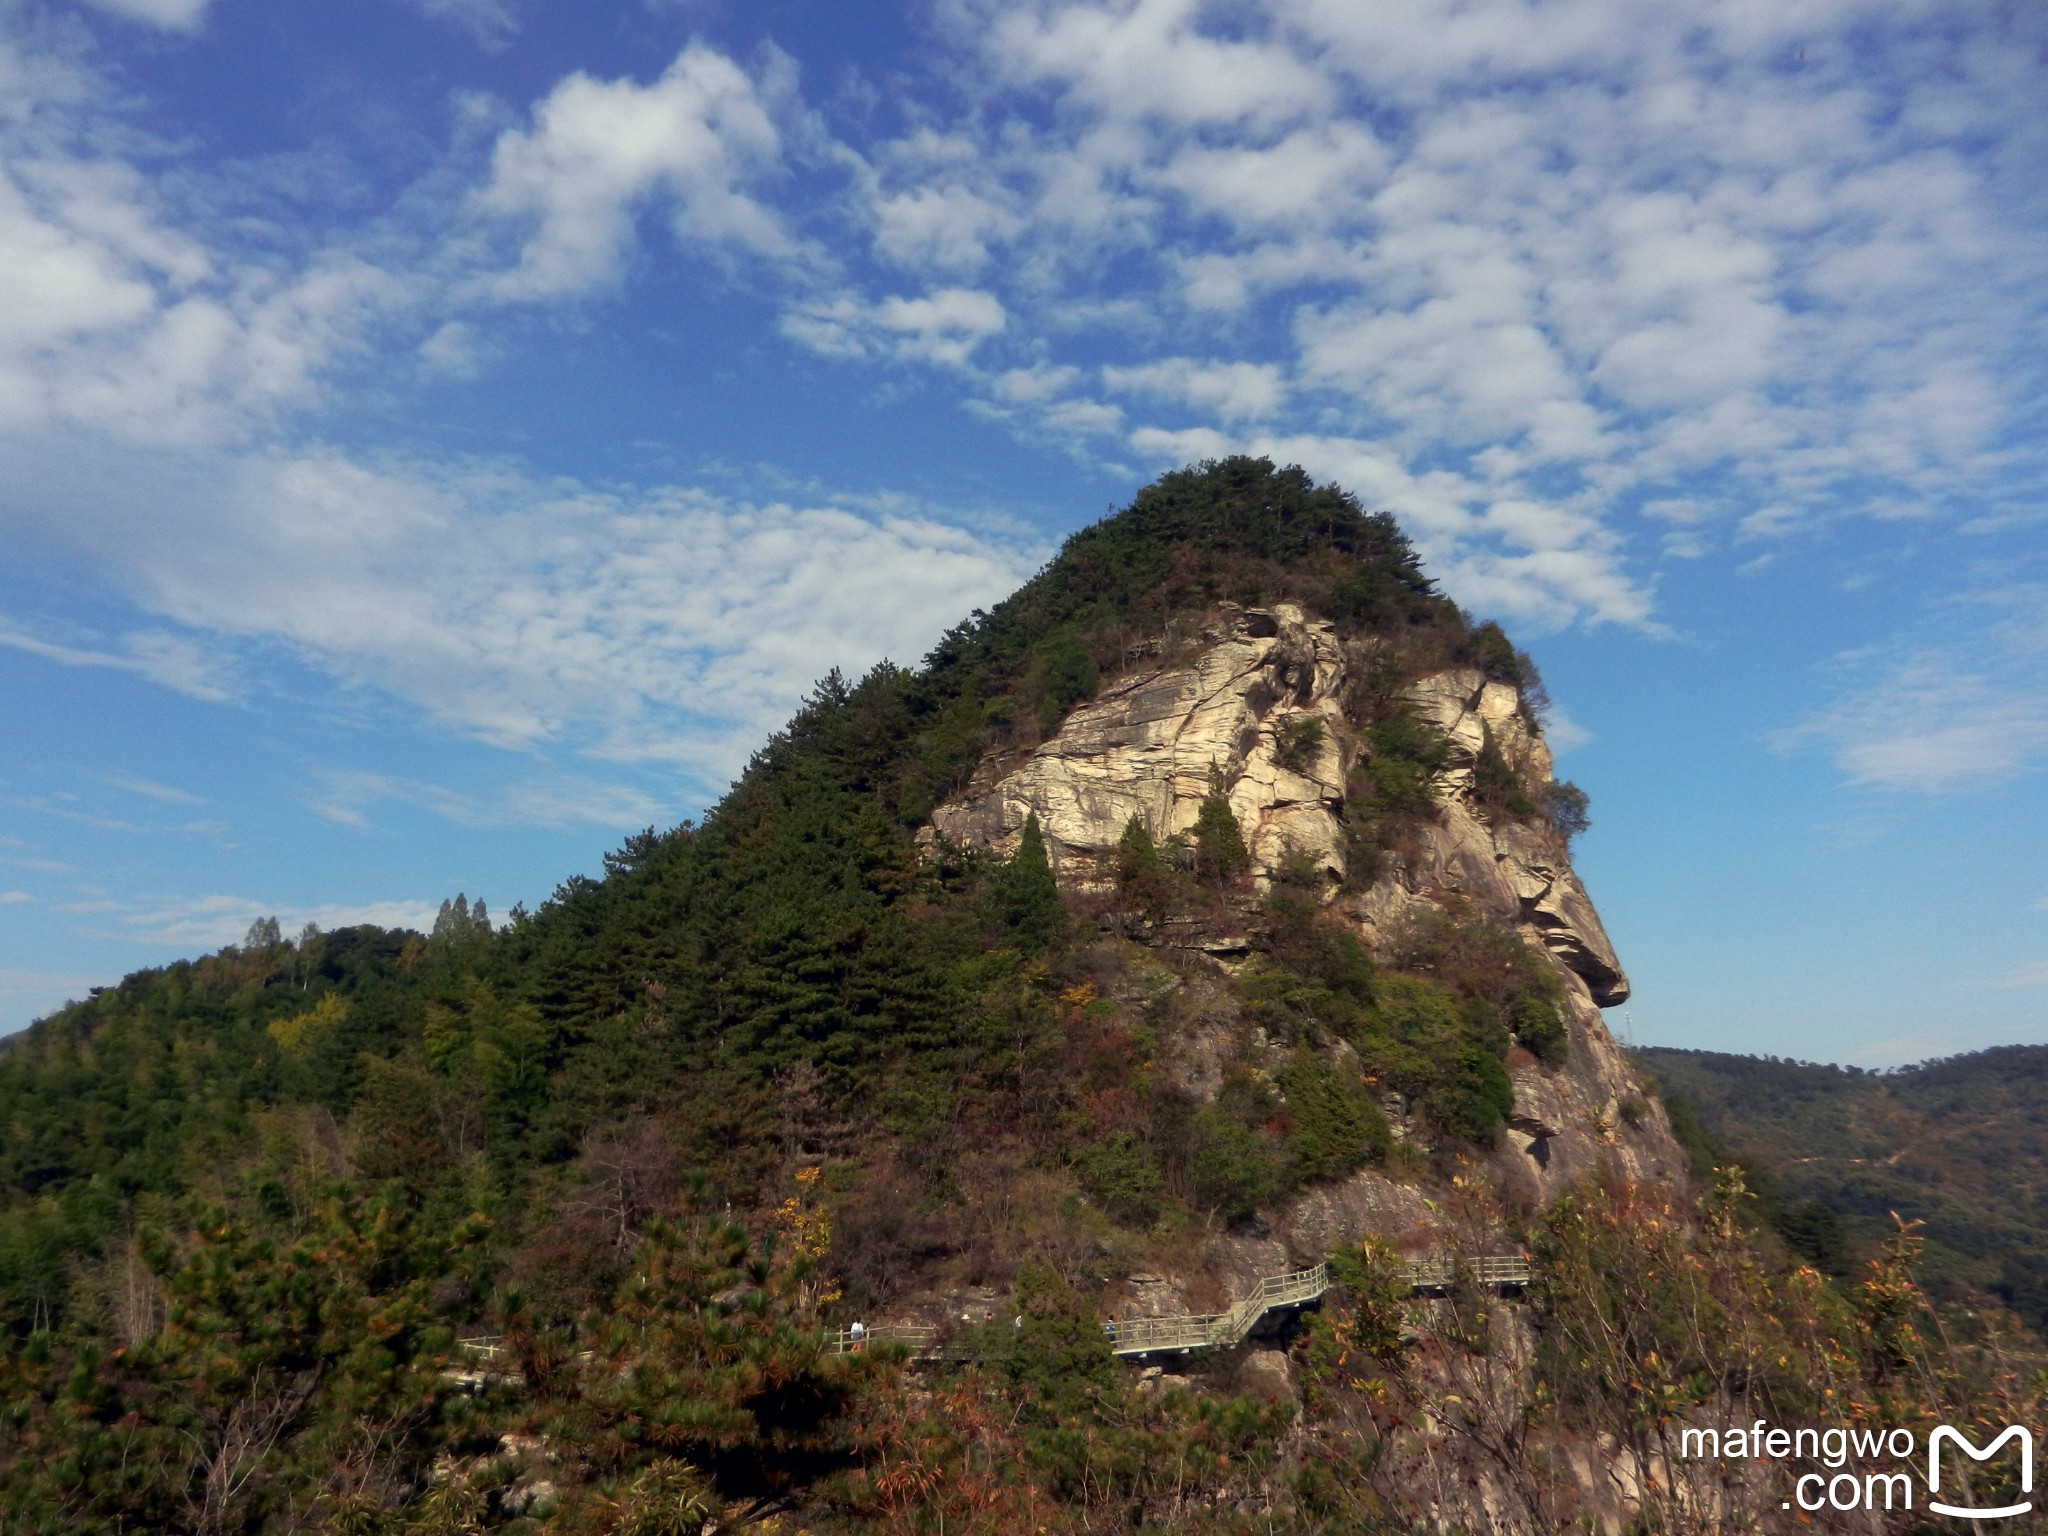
[1403, 1255, 1533, 1290]
[817, 1253, 1535, 1361]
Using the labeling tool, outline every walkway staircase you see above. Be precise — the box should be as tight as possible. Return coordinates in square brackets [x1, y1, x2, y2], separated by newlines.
[825, 1253, 1532, 1360]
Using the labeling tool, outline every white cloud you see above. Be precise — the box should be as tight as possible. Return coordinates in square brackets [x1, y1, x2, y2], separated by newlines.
[8, 442, 1042, 779]
[1103, 358, 1285, 421]
[419, 321, 489, 379]
[311, 769, 664, 831]
[979, 0, 1332, 131]
[0, 892, 30, 904]
[0, 618, 235, 702]
[4, 0, 2045, 745]
[0, 21, 1040, 794]
[0, 968, 101, 1035]
[1998, 960, 2048, 989]
[862, 0, 2048, 631]
[784, 287, 1007, 368]
[98, 773, 205, 806]
[76, 0, 211, 31]
[477, 44, 793, 298]
[399, 0, 518, 48]
[1779, 642, 2048, 792]
[1151, 121, 1387, 229]
[873, 184, 1016, 272]
[0, 139, 414, 448]
[991, 364, 1081, 404]
[1540, 707, 1592, 753]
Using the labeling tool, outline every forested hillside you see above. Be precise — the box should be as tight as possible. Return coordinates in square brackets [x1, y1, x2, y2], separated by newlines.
[1, 459, 2038, 1536]
[1639, 1043, 2048, 1333]
[0, 458, 1518, 1341]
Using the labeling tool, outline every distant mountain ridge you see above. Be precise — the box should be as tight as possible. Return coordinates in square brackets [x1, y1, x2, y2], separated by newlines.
[1635, 1043, 2048, 1332]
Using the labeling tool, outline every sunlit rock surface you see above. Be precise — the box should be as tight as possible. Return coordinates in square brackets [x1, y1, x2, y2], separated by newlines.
[931, 602, 1350, 886]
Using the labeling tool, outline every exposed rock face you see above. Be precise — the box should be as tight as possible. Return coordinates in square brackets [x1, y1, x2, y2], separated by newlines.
[1401, 672, 1629, 1006]
[930, 603, 1350, 887]
[932, 605, 1629, 1012]
[932, 604, 1682, 1209]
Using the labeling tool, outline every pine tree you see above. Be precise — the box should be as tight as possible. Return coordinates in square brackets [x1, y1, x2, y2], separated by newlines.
[991, 813, 1065, 952]
[1191, 772, 1250, 883]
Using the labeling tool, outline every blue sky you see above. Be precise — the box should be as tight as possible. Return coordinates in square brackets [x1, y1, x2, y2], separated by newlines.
[0, 0, 2043, 1066]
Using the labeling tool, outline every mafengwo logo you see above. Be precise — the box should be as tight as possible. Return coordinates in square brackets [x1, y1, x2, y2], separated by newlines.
[1928, 1425, 2033, 1521]
[1680, 1419, 2034, 1518]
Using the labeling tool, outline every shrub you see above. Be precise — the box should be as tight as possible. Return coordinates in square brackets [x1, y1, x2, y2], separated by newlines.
[1423, 1041, 1515, 1141]
[1275, 915, 1376, 1007]
[1278, 1046, 1391, 1183]
[1393, 906, 1565, 1066]
[1006, 1261, 1119, 1417]
[1074, 1132, 1164, 1226]
[1511, 994, 1569, 1065]
[1187, 1106, 1287, 1222]
[1355, 976, 1515, 1142]
[1356, 711, 1451, 817]
[1274, 715, 1327, 776]
[1471, 722, 1536, 821]
[1544, 779, 1591, 842]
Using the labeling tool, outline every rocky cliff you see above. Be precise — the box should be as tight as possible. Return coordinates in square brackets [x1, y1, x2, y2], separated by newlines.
[931, 601, 1683, 1254]
[932, 602, 1354, 891]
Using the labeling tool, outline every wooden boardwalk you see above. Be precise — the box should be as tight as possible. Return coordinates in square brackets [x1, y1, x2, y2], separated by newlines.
[825, 1254, 1533, 1361]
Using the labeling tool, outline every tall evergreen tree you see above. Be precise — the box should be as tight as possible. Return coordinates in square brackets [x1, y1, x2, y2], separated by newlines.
[1191, 773, 1250, 883]
[991, 814, 1065, 952]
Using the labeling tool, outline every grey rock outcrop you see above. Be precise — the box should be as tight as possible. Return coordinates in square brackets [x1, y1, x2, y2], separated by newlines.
[933, 608, 1629, 1012]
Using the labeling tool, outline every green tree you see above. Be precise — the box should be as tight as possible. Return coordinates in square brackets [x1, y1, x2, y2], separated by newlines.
[0, 1193, 485, 1535]
[1544, 779, 1591, 842]
[1033, 634, 1100, 736]
[515, 1211, 861, 1518]
[1190, 773, 1250, 883]
[1471, 722, 1535, 821]
[1278, 1046, 1390, 1184]
[989, 814, 1066, 952]
[1274, 715, 1327, 776]
[1357, 976, 1516, 1141]
[1186, 1107, 1286, 1222]
[1073, 1132, 1164, 1226]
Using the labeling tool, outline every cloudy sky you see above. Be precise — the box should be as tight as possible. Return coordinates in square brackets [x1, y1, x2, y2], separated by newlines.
[1, 0, 2043, 1064]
